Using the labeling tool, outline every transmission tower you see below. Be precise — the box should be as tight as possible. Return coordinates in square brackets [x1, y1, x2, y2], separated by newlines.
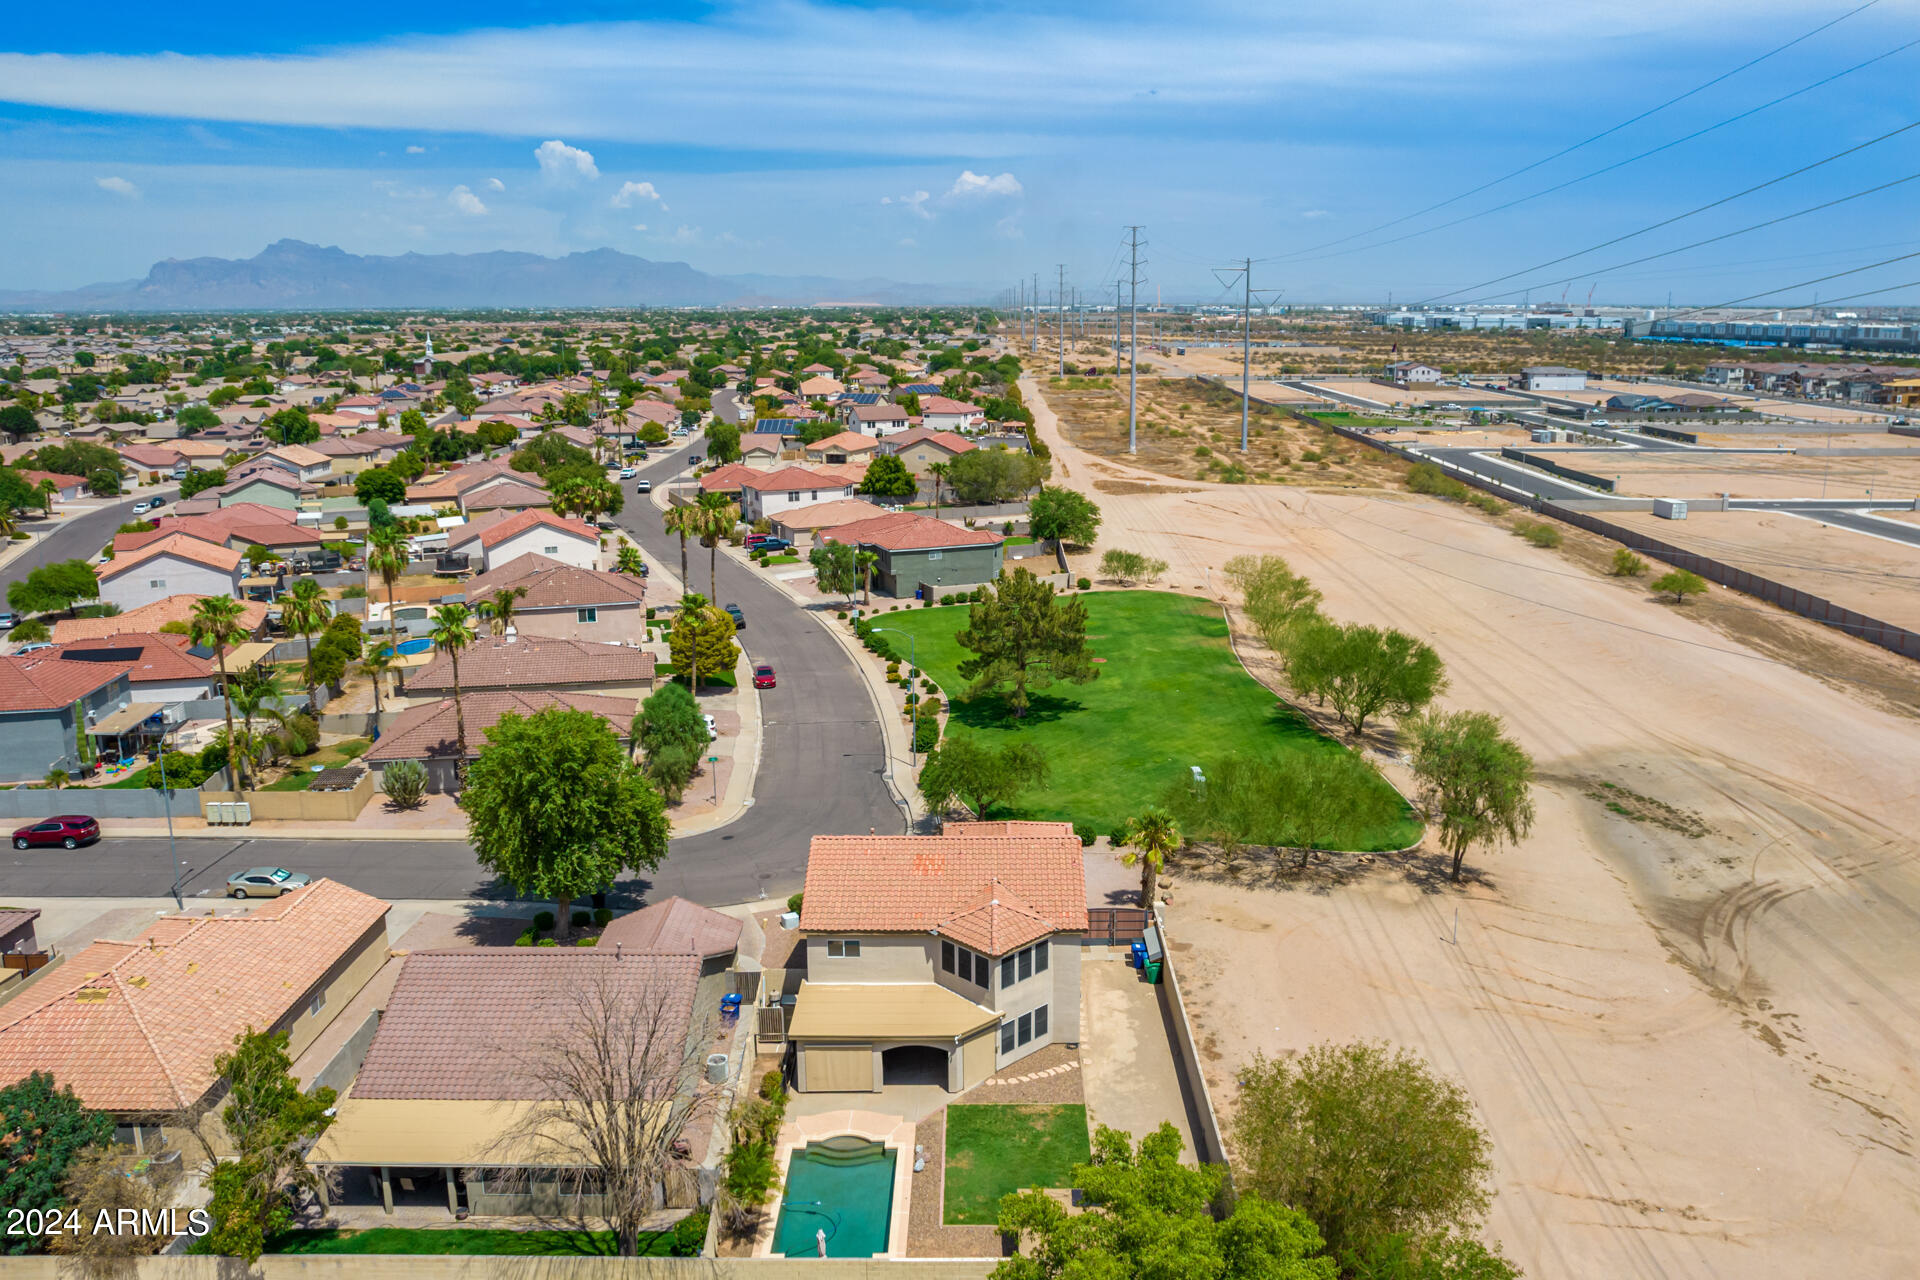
[1125, 227, 1147, 453]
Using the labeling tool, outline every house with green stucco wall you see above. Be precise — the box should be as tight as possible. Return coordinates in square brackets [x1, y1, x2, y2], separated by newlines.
[823, 510, 1004, 598]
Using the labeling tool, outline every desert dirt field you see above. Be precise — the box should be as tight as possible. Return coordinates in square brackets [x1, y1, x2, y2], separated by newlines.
[1021, 373, 1920, 1279]
[1582, 448, 1920, 501]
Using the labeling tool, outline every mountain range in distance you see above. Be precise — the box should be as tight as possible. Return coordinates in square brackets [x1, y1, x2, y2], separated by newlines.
[0, 240, 987, 312]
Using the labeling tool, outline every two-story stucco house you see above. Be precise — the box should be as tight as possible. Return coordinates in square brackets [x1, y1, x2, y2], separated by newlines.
[736, 467, 856, 524]
[788, 821, 1086, 1095]
[96, 535, 244, 612]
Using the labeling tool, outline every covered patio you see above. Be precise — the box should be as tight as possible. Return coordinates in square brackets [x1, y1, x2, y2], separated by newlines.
[788, 982, 1001, 1095]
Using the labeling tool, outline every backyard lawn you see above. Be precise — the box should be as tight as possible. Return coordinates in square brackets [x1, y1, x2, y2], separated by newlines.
[268, 1227, 671, 1256]
[882, 590, 1418, 847]
[944, 1104, 1091, 1225]
[258, 737, 373, 791]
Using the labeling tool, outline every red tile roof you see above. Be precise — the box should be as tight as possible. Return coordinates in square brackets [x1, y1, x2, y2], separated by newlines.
[406, 635, 655, 694]
[349, 949, 700, 1100]
[0, 880, 389, 1112]
[885, 427, 975, 456]
[97, 533, 243, 581]
[738, 467, 851, 492]
[823, 510, 1003, 553]
[599, 897, 743, 960]
[449, 507, 597, 552]
[804, 431, 883, 455]
[0, 653, 125, 713]
[365, 690, 634, 762]
[51, 596, 268, 645]
[54, 633, 214, 685]
[463, 555, 646, 611]
[801, 829, 1086, 955]
[698, 462, 760, 493]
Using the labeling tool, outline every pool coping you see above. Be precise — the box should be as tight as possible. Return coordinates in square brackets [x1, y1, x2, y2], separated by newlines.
[756, 1109, 916, 1260]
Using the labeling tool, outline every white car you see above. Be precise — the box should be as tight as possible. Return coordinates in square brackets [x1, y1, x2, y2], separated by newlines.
[635, 480, 652, 494]
[132, 501, 151, 514]
[619, 467, 636, 479]
[703, 714, 718, 741]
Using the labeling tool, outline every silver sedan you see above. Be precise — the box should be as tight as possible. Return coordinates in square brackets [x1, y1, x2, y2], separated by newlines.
[226, 867, 311, 899]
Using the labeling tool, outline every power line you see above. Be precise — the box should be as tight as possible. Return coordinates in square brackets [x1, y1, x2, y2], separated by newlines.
[1410, 117, 1920, 307]
[1276, 0, 1883, 261]
[1278, 33, 1920, 267]
[1442, 170, 1920, 308]
[1125, 227, 1147, 454]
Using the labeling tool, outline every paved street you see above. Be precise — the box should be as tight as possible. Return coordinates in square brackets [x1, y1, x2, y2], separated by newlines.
[1, 485, 177, 599]
[17, 441, 900, 907]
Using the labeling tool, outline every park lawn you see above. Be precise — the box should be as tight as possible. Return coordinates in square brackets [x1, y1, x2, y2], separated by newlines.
[1306, 411, 1406, 429]
[944, 1104, 1091, 1225]
[884, 590, 1418, 848]
[267, 1227, 670, 1256]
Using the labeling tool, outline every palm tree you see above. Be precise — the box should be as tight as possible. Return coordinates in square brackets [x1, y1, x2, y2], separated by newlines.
[477, 585, 527, 637]
[855, 549, 878, 606]
[661, 503, 702, 600]
[281, 578, 328, 703]
[1121, 807, 1181, 911]
[36, 479, 57, 518]
[367, 527, 409, 645]
[359, 646, 395, 723]
[190, 595, 250, 789]
[429, 603, 477, 784]
[696, 492, 740, 602]
[230, 667, 295, 776]
[926, 460, 949, 516]
[614, 544, 646, 577]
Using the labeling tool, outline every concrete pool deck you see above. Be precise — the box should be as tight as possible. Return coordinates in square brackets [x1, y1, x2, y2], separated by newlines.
[756, 1109, 916, 1260]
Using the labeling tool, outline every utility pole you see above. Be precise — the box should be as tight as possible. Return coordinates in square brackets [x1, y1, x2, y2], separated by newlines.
[1031, 272, 1040, 352]
[1125, 226, 1146, 453]
[1213, 258, 1269, 453]
[1056, 264, 1067, 377]
[1018, 279, 1026, 348]
[1114, 280, 1124, 375]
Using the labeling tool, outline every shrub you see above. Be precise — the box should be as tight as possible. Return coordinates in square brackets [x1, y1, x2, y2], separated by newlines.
[1652, 568, 1708, 603]
[913, 714, 940, 753]
[670, 1207, 710, 1258]
[1609, 547, 1649, 577]
[593, 907, 613, 926]
[1407, 461, 1470, 502]
[1515, 520, 1562, 548]
[333, 515, 349, 530]
[536, 938, 558, 947]
[514, 930, 536, 946]
[571, 910, 591, 927]
[380, 758, 427, 808]
[1077, 577, 1092, 590]
[533, 910, 556, 932]
[1109, 823, 1132, 847]
[786, 892, 804, 914]
[922, 597, 932, 607]
[761, 1070, 786, 1102]
[575, 936, 597, 946]
[1073, 821, 1097, 847]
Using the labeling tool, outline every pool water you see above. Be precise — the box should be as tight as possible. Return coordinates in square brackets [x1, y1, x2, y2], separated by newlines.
[378, 638, 434, 657]
[773, 1137, 895, 1258]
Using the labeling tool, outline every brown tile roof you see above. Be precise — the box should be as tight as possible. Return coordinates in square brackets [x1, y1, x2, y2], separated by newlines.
[464, 555, 646, 611]
[770, 498, 887, 532]
[406, 636, 654, 694]
[885, 427, 975, 455]
[53, 633, 214, 685]
[0, 879, 389, 1112]
[823, 510, 1003, 553]
[801, 830, 1086, 955]
[919, 396, 983, 415]
[850, 402, 910, 423]
[599, 898, 743, 960]
[52, 596, 268, 644]
[264, 444, 329, 467]
[459, 480, 553, 512]
[0, 653, 125, 712]
[349, 948, 700, 1100]
[738, 466, 850, 492]
[97, 533, 243, 582]
[366, 690, 635, 762]
[804, 431, 882, 455]
[698, 462, 760, 493]
[17, 470, 87, 491]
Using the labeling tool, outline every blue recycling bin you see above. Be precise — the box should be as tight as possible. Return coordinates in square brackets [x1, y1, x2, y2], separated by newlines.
[719, 993, 742, 1024]
[1129, 939, 1148, 969]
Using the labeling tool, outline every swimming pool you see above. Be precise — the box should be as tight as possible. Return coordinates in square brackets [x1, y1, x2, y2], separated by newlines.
[378, 638, 434, 657]
[773, 1137, 895, 1258]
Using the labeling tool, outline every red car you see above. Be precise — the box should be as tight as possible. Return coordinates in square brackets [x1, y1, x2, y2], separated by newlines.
[752, 664, 776, 689]
[13, 815, 101, 850]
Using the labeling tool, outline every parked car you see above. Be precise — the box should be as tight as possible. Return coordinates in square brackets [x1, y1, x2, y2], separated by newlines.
[12, 815, 101, 850]
[132, 500, 152, 515]
[723, 603, 745, 629]
[752, 663, 776, 689]
[149, 495, 166, 508]
[702, 713, 718, 741]
[619, 467, 636, 479]
[0, 612, 14, 630]
[687, 453, 704, 467]
[226, 866, 311, 899]
[635, 480, 652, 494]
[750, 537, 792, 554]
[16, 641, 53, 653]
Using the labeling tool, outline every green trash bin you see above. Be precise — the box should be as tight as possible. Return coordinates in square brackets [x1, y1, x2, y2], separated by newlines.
[1144, 960, 1163, 985]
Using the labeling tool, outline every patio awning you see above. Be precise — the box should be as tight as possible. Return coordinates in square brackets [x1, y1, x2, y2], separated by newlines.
[87, 702, 164, 737]
[787, 981, 1000, 1042]
[224, 641, 276, 671]
[311, 1097, 661, 1168]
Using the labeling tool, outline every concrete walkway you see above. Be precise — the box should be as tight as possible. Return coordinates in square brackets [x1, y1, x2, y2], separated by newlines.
[1079, 945, 1199, 1163]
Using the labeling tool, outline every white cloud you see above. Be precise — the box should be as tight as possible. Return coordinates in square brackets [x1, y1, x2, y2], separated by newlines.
[448, 184, 488, 215]
[534, 139, 598, 184]
[485, 177, 505, 191]
[405, 144, 426, 154]
[881, 189, 932, 220]
[994, 213, 1024, 240]
[898, 237, 917, 248]
[631, 223, 648, 232]
[95, 175, 139, 198]
[946, 170, 1022, 199]
[666, 225, 702, 245]
[611, 180, 666, 210]
[1301, 208, 1331, 219]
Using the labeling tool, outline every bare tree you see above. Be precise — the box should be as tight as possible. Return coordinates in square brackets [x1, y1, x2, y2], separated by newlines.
[488, 957, 722, 1256]
[51, 1140, 187, 1275]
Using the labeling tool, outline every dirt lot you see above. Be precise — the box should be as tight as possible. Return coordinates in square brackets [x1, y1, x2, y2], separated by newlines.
[1606, 507, 1920, 631]
[1586, 449, 1920, 501]
[1023, 375, 1920, 1278]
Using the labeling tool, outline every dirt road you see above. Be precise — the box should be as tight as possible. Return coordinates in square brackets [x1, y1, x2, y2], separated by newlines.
[1021, 374, 1920, 1278]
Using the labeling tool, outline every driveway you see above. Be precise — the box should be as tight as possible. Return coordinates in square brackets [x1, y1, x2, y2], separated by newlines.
[1079, 946, 1201, 1163]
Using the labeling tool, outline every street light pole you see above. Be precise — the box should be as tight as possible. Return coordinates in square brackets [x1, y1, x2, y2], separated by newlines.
[152, 723, 182, 910]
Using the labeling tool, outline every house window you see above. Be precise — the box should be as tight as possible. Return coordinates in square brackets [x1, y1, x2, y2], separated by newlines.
[1018, 948, 1032, 981]
[1034, 1004, 1048, 1038]
[577, 607, 598, 623]
[543, 545, 559, 555]
[825, 939, 861, 959]
[927, 550, 942, 561]
[787, 492, 799, 502]
[1001, 954, 1016, 987]
[1017, 1012, 1033, 1046]
[308, 990, 325, 1017]
[943, 941, 985, 986]
[1034, 940, 1048, 973]
[1000, 1021, 1016, 1054]
[148, 579, 166, 589]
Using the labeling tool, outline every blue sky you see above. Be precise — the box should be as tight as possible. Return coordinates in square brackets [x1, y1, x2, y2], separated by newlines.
[2, 0, 1917, 305]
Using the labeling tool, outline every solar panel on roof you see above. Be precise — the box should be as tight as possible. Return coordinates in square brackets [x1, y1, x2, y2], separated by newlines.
[840, 393, 880, 405]
[754, 420, 798, 434]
